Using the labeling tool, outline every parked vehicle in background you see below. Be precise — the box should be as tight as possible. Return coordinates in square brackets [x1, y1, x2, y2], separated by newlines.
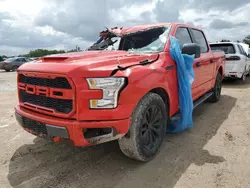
[210, 42, 250, 81]
[15, 23, 225, 161]
[247, 47, 250, 72]
[0, 57, 4, 69]
[1, 57, 32, 72]
[30, 57, 39, 61]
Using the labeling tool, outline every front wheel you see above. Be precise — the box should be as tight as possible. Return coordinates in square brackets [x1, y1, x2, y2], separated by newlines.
[118, 92, 168, 162]
[208, 72, 222, 103]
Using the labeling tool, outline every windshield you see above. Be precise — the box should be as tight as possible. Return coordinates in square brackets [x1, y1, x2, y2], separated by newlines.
[210, 43, 236, 54]
[121, 26, 170, 53]
[88, 26, 171, 53]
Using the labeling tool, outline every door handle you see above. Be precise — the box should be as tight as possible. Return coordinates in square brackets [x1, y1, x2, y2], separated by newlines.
[196, 62, 201, 67]
[210, 59, 214, 63]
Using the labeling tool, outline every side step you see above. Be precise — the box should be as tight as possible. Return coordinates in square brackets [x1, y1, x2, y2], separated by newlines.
[170, 92, 213, 122]
[193, 92, 213, 108]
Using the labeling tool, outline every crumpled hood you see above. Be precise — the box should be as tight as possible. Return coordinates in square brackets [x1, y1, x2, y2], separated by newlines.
[18, 50, 159, 77]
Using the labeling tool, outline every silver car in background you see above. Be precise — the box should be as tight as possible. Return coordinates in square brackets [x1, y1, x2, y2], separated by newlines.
[0, 57, 32, 72]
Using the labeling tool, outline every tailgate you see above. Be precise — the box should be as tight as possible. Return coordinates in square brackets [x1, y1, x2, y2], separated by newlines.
[225, 54, 242, 72]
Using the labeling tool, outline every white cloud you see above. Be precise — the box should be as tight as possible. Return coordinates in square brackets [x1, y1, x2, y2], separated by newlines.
[0, 0, 45, 17]
[0, 0, 250, 56]
[180, 4, 250, 42]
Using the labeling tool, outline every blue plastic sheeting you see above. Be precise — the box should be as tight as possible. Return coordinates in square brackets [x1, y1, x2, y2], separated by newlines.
[167, 36, 195, 133]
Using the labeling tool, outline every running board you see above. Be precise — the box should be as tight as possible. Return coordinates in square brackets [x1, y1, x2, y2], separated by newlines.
[193, 92, 213, 108]
[170, 92, 213, 122]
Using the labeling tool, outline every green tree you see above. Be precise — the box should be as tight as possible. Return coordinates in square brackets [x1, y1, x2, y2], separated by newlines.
[0, 55, 8, 61]
[67, 45, 81, 52]
[243, 35, 250, 45]
[23, 49, 66, 57]
[221, 39, 231, 42]
[11, 45, 82, 58]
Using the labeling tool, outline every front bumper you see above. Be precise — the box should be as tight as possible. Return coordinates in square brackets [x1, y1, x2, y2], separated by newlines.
[15, 105, 130, 146]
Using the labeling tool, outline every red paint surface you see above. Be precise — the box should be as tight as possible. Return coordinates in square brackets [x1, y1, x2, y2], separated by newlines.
[15, 23, 225, 146]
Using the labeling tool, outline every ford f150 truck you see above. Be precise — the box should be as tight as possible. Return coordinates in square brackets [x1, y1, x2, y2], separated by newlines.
[15, 23, 225, 161]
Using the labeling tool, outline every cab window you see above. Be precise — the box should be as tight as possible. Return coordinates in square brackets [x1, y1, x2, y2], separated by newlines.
[175, 27, 193, 49]
[191, 29, 209, 53]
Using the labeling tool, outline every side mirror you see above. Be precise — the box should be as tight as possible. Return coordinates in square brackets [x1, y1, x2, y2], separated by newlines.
[182, 43, 201, 58]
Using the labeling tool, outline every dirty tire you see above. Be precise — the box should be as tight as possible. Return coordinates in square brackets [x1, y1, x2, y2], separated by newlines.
[240, 66, 247, 81]
[247, 69, 250, 77]
[11, 66, 18, 71]
[5, 69, 10, 72]
[208, 72, 222, 103]
[118, 92, 167, 162]
[241, 73, 247, 81]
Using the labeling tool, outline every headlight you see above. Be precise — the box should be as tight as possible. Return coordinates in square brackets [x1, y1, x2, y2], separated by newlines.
[86, 77, 125, 109]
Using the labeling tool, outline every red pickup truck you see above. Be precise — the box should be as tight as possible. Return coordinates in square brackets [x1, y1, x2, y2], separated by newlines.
[15, 23, 225, 161]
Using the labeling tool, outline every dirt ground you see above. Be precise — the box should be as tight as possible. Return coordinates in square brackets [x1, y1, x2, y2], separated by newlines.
[0, 70, 250, 188]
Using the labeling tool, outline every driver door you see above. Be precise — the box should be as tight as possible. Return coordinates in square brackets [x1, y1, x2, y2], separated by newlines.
[175, 27, 202, 100]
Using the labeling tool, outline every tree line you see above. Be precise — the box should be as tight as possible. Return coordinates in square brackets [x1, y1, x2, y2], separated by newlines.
[0, 45, 81, 60]
[20, 45, 82, 58]
[1, 35, 250, 60]
[220, 35, 250, 45]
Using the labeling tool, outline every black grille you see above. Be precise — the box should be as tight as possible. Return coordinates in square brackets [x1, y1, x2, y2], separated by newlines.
[20, 74, 71, 89]
[23, 117, 47, 135]
[20, 90, 72, 113]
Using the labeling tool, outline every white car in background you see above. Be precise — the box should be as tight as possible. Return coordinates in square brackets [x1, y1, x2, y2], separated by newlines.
[210, 42, 250, 81]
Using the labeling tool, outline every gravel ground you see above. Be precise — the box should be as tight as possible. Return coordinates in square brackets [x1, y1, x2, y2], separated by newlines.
[0, 70, 250, 188]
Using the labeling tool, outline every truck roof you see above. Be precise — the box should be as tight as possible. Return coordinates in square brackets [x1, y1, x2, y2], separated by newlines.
[210, 42, 243, 45]
[110, 22, 196, 35]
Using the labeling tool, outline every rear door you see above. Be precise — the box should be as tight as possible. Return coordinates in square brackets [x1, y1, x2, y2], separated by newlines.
[189, 28, 214, 97]
[175, 27, 202, 99]
[16, 58, 27, 66]
[20, 58, 28, 65]
[11, 58, 20, 67]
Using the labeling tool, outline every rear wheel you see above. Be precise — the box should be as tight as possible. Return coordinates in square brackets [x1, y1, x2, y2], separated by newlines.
[240, 66, 247, 81]
[208, 72, 222, 103]
[118, 92, 168, 162]
[5, 69, 10, 72]
[241, 73, 247, 81]
[12, 66, 18, 71]
[247, 69, 250, 77]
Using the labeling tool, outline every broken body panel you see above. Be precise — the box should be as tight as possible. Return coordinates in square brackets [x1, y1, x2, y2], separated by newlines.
[15, 23, 225, 147]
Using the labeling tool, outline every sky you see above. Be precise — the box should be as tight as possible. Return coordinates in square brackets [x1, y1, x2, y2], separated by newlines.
[0, 0, 250, 56]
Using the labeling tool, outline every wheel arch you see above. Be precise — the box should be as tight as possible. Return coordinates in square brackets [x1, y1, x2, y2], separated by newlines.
[218, 65, 223, 76]
[149, 87, 170, 118]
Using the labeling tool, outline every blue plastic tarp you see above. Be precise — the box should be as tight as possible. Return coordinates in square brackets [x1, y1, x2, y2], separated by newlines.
[167, 36, 195, 133]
